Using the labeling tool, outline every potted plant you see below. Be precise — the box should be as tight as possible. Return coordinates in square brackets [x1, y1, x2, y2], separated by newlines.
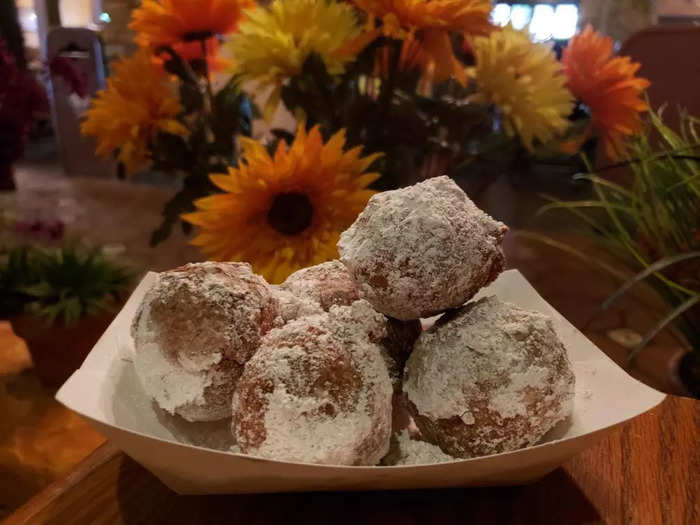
[526, 109, 699, 398]
[0, 243, 132, 386]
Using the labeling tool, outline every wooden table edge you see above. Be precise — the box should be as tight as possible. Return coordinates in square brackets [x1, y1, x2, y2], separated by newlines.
[4, 395, 698, 525]
[2, 442, 121, 525]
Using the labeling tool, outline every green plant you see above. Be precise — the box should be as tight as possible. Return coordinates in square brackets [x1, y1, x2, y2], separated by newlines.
[0, 245, 42, 318]
[528, 108, 700, 361]
[0, 243, 133, 325]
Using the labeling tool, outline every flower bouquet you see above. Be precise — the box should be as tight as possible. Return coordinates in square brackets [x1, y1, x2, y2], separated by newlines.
[82, 0, 650, 283]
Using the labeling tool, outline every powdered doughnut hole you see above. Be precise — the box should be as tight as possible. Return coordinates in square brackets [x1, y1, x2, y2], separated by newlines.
[403, 296, 575, 458]
[338, 176, 508, 320]
[232, 306, 393, 465]
[281, 260, 359, 313]
[131, 262, 280, 422]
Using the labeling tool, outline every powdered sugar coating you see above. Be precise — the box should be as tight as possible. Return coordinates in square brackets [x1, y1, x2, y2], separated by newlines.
[270, 261, 359, 323]
[281, 260, 359, 312]
[269, 285, 323, 323]
[232, 302, 393, 465]
[326, 301, 420, 392]
[326, 299, 388, 346]
[338, 176, 507, 320]
[131, 262, 280, 422]
[404, 296, 575, 458]
[383, 430, 455, 466]
[274, 262, 417, 392]
[277, 260, 418, 389]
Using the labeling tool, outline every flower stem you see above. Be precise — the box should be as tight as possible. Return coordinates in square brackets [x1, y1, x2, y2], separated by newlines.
[200, 38, 215, 104]
[380, 42, 399, 115]
[199, 37, 215, 147]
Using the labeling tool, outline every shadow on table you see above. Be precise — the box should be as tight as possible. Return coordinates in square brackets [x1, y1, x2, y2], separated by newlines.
[116, 456, 600, 525]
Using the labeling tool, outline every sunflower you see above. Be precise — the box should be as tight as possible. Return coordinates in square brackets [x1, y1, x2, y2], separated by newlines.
[227, 0, 363, 118]
[470, 25, 574, 150]
[354, 0, 493, 84]
[81, 49, 187, 173]
[562, 25, 650, 160]
[182, 125, 381, 283]
[130, 0, 252, 48]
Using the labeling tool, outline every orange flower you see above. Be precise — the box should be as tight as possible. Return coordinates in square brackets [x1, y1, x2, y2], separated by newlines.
[81, 49, 187, 173]
[374, 37, 427, 79]
[130, 0, 253, 48]
[562, 25, 650, 160]
[164, 37, 232, 72]
[354, 0, 493, 85]
[354, 0, 493, 33]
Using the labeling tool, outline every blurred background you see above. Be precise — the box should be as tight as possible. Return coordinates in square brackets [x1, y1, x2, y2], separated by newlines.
[1, 0, 699, 518]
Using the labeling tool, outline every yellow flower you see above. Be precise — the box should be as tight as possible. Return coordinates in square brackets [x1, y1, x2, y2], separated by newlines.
[227, 0, 363, 118]
[130, 0, 252, 48]
[471, 26, 574, 150]
[81, 49, 187, 173]
[354, 0, 493, 84]
[562, 25, 650, 161]
[182, 125, 381, 283]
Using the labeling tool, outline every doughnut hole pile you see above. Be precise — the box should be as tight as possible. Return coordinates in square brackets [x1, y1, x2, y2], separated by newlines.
[131, 262, 280, 422]
[130, 176, 575, 466]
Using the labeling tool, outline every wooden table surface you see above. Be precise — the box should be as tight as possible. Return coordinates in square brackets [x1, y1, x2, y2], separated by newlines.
[5, 396, 698, 525]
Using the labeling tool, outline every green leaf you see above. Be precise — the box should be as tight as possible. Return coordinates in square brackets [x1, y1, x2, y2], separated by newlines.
[151, 172, 214, 246]
[601, 252, 700, 311]
[150, 132, 190, 172]
[538, 200, 634, 217]
[179, 81, 204, 114]
[156, 45, 199, 85]
[628, 295, 700, 362]
[514, 231, 630, 281]
[210, 79, 252, 155]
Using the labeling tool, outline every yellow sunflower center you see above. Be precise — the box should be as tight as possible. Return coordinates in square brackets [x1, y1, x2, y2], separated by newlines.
[267, 192, 314, 236]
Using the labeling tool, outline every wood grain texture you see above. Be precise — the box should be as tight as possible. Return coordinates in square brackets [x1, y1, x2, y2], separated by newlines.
[5, 396, 698, 525]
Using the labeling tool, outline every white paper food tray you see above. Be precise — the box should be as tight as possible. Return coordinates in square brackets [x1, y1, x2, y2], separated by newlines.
[56, 270, 666, 494]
